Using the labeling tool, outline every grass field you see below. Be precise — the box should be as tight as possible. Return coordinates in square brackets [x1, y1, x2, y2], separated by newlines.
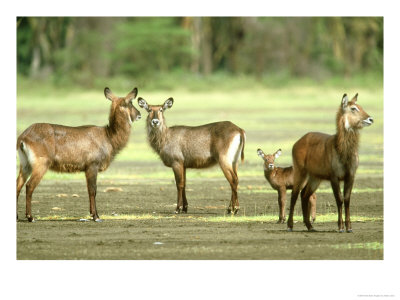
[16, 75, 383, 260]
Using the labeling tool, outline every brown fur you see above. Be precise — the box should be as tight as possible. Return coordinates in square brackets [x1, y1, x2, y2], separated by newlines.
[138, 96, 245, 214]
[16, 87, 141, 222]
[287, 93, 373, 232]
[335, 109, 360, 167]
[257, 148, 316, 223]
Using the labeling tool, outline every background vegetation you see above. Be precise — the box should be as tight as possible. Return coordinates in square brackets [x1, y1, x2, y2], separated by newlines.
[17, 17, 383, 90]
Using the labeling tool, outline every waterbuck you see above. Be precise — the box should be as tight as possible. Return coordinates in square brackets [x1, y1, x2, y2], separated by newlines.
[257, 148, 316, 223]
[16, 87, 141, 222]
[137, 97, 246, 214]
[287, 93, 373, 232]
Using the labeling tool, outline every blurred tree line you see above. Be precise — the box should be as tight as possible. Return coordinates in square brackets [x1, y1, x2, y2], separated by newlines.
[17, 17, 383, 86]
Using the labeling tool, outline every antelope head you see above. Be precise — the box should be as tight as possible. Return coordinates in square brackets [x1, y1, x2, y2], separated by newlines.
[257, 148, 282, 171]
[104, 87, 141, 125]
[137, 97, 174, 129]
[341, 93, 373, 131]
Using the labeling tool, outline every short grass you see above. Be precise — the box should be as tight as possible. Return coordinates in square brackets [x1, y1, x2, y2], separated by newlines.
[16, 74, 383, 182]
[331, 242, 383, 250]
[36, 213, 383, 223]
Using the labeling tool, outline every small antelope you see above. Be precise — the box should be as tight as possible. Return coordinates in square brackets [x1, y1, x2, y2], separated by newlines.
[137, 97, 246, 214]
[257, 148, 316, 223]
[16, 87, 141, 222]
[287, 93, 373, 232]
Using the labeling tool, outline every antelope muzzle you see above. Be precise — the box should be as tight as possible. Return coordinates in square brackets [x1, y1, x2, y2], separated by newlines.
[151, 119, 160, 127]
[362, 116, 374, 127]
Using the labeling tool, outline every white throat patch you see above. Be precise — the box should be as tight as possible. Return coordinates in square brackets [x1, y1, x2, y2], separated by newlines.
[344, 116, 350, 130]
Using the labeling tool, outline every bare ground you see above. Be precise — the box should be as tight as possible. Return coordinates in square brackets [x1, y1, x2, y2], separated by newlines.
[17, 174, 383, 260]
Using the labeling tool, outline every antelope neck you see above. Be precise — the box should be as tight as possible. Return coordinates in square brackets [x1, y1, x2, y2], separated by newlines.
[147, 122, 168, 153]
[106, 111, 131, 154]
[335, 114, 360, 165]
[265, 166, 277, 177]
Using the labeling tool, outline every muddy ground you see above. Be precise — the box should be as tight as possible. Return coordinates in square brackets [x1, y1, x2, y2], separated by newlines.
[17, 170, 383, 260]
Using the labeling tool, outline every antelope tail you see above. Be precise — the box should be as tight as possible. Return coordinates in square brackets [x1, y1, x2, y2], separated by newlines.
[240, 130, 246, 163]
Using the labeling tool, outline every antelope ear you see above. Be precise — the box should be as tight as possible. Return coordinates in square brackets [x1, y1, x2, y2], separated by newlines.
[125, 87, 138, 103]
[163, 97, 174, 110]
[342, 94, 349, 109]
[137, 97, 150, 112]
[257, 149, 265, 159]
[351, 93, 359, 103]
[104, 87, 115, 101]
[274, 149, 282, 159]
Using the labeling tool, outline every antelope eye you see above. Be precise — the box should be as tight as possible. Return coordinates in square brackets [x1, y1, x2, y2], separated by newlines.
[351, 106, 358, 112]
[159, 108, 163, 112]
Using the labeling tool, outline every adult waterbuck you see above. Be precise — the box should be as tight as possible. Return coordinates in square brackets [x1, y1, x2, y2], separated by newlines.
[16, 87, 141, 222]
[257, 148, 316, 224]
[137, 97, 246, 214]
[287, 93, 373, 232]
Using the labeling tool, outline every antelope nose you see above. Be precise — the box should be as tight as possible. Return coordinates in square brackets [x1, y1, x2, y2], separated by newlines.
[152, 119, 160, 126]
[363, 116, 374, 126]
[269, 164, 274, 169]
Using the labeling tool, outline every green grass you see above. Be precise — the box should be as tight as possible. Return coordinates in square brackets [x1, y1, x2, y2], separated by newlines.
[37, 213, 166, 221]
[36, 213, 383, 223]
[207, 214, 382, 223]
[18, 71, 383, 93]
[17, 74, 383, 181]
[331, 242, 383, 250]
[241, 187, 383, 194]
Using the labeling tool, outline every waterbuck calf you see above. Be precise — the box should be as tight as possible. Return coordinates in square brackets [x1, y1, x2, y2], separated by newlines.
[287, 93, 373, 232]
[16, 87, 141, 222]
[257, 148, 316, 223]
[137, 97, 246, 214]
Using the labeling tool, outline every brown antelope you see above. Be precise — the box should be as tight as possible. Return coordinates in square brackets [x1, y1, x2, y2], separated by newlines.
[287, 93, 373, 232]
[16, 87, 141, 222]
[257, 148, 316, 223]
[137, 97, 246, 214]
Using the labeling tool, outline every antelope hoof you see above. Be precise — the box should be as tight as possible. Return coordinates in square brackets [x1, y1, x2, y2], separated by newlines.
[347, 229, 353, 233]
[227, 206, 239, 215]
[93, 216, 103, 222]
[175, 207, 183, 214]
[338, 229, 345, 233]
[308, 227, 317, 232]
[27, 215, 34, 222]
[287, 227, 293, 232]
[182, 206, 188, 213]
